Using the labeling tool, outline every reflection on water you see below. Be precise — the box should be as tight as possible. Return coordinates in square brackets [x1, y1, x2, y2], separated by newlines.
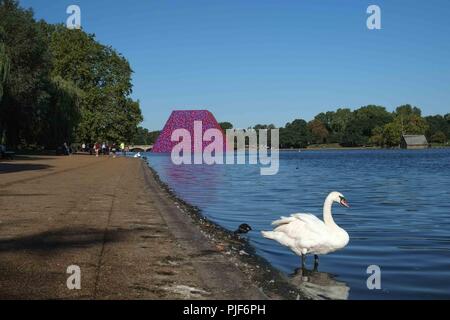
[289, 266, 350, 300]
[146, 149, 450, 299]
[159, 155, 225, 205]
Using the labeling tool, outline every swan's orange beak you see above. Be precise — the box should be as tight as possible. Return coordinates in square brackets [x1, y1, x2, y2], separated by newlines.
[340, 198, 350, 208]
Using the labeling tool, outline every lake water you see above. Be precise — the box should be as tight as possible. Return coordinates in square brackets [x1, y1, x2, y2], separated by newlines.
[144, 149, 450, 299]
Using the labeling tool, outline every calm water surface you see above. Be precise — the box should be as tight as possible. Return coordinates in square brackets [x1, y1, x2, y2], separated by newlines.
[144, 149, 450, 299]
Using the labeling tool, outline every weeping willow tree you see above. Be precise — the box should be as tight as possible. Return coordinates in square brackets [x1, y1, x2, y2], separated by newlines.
[38, 76, 83, 148]
[0, 42, 10, 144]
[0, 42, 9, 103]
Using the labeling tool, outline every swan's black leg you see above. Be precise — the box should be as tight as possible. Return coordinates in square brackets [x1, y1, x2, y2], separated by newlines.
[301, 254, 306, 267]
[314, 255, 319, 271]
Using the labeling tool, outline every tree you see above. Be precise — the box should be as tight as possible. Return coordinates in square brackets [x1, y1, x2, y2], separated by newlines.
[308, 119, 329, 144]
[382, 122, 402, 147]
[314, 108, 352, 143]
[396, 104, 422, 118]
[340, 105, 393, 146]
[401, 114, 428, 135]
[329, 108, 352, 143]
[314, 111, 334, 131]
[38, 76, 83, 148]
[132, 127, 160, 145]
[369, 126, 384, 147]
[45, 24, 142, 144]
[377, 105, 429, 147]
[430, 131, 447, 144]
[148, 130, 161, 145]
[0, 42, 9, 102]
[219, 122, 233, 131]
[354, 105, 393, 136]
[0, 1, 142, 148]
[0, 0, 52, 147]
[0, 41, 8, 144]
[394, 104, 427, 134]
[315, 106, 392, 146]
[425, 115, 448, 141]
[341, 121, 366, 147]
[280, 119, 309, 148]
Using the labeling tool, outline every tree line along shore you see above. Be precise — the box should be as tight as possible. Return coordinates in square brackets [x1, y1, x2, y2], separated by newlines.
[1, 1, 449, 153]
[134, 105, 449, 150]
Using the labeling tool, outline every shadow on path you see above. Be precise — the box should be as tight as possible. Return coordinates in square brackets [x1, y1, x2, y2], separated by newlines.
[0, 163, 52, 174]
[0, 227, 130, 254]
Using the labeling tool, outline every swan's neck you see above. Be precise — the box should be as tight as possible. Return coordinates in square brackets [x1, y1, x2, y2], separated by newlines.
[323, 196, 337, 227]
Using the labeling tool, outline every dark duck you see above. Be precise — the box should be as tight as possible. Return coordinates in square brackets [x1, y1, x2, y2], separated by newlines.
[234, 223, 252, 234]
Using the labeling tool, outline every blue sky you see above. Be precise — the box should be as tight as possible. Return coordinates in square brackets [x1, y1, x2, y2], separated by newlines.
[21, 0, 450, 130]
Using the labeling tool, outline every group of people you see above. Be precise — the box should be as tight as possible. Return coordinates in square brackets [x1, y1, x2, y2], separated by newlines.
[80, 142, 129, 158]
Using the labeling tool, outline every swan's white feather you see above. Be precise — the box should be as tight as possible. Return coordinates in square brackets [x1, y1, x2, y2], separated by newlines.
[266, 214, 330, 254]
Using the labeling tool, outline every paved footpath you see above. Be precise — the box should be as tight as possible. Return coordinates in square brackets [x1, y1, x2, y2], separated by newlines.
[0, 155, 266, 299]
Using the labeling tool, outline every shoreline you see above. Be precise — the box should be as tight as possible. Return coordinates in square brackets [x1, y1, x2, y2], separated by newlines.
[6, 143, 448, 156]
[283, 145, 449, 151]
[142, 159, 306, 300]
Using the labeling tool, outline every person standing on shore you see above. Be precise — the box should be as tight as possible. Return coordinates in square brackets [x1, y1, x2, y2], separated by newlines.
[94, 142, 100, 157]
[63, 142, 71, 156]
[111, 143, 117, 158]
[120, 142, 125, 156]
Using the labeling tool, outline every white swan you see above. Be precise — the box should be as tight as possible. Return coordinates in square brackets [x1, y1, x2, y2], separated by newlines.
[261, 191, 350, 266]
